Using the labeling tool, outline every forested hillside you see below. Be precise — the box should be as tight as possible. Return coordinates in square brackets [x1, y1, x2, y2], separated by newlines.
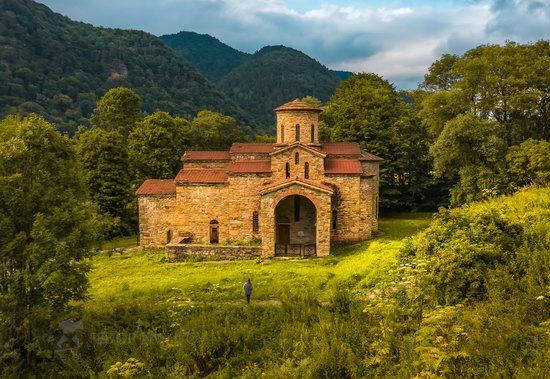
[0, 0, 250, 134]
[160, 31, 251, 82]
[218, 45, 341, 129]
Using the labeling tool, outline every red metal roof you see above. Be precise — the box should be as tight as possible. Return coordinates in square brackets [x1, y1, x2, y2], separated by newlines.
[360, 152, 384, 161]
[228, 160, 271, 173]
[136, 179, 176, 196]
[325, 159, 363, 174]
[321, 142, 362, 155]
[175, 169, 227, 183]
[230, 143, 274, 154]
[182, 151, 230, 160]
[260, 177, 333, 194]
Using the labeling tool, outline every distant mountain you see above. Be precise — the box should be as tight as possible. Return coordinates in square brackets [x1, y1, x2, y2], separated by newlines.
[160, 31, 250, 83]
[332, 70, 354, 81]
[0, 0, 251, 134]
[218, 45, 342, 129]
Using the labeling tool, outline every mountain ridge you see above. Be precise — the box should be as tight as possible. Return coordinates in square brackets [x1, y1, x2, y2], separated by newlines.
[0, 0, 251, 134]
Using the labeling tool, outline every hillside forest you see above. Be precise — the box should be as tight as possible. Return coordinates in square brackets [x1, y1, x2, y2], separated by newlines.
[0, 0, 549, 377]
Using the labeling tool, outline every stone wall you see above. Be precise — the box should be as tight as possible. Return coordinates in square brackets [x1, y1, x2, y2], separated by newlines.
[271, 145, 325, 181]
[183, 161, 229, 169]
[138, 195, 177, 246]
[165, 244, 261, 260]
[224, 174, 269, 241]
[326, 175, 364, 242]
[173, 183, 229, 243]
[276, 110, 319, 144]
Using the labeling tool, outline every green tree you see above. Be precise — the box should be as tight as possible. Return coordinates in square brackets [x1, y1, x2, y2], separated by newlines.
[190, 110, 247, 150]
[91, 87, 141, 142]
[128, 112, 191, 184]
[430, 114, 508, 205]
[0, 115, 100, 374]
[75, 127, 134, 235]
[506, 139, 550, 189]
[419, 42, 550, 142]
[254, 134, 276, 143]
[322, 73, 433, 210]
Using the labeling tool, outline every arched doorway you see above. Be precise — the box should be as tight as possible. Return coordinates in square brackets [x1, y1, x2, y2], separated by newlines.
[274, 195, 317, 256]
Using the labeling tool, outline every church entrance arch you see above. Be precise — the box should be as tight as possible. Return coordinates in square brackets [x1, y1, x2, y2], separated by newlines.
[274, 194, 317, 256]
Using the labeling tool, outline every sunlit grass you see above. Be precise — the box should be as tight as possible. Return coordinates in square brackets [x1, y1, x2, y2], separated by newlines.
[100, 235, 138, 250]
[86, 213, 433, 309]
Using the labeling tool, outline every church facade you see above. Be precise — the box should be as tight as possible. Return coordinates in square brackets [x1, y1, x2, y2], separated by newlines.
[136, 99, 382, 257]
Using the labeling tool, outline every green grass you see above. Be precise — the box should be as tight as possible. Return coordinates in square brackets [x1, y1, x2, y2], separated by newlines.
[100, 235, 138, 250]
[86, 213, 433, 309]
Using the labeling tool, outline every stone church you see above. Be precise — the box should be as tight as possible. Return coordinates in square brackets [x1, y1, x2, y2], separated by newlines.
[136, 99, 382, 257]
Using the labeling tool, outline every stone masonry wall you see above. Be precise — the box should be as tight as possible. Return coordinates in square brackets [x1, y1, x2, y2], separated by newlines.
[276, 111, 319, 144]
[173, 184, 229, 244]
[326, 175, 365, 242]
[224, 174, 270, 241]
[183, 161, 230, 169]
[165, 244, 261, 260]
[271, 146, 325, 181]
[138, 195, 177, 246]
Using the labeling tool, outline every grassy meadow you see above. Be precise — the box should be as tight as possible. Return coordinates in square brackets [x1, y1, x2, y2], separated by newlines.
[61, 189, 549, 377]
[87, 213, 432, 308]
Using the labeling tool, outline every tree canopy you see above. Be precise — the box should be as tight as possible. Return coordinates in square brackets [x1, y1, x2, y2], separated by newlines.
[0, 115, 100, 373]
[128, 111, 191, 184]
[322, 73, 434, 210]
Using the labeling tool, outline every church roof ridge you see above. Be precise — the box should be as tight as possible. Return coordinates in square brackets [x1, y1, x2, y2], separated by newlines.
[259, 176, 333, 195]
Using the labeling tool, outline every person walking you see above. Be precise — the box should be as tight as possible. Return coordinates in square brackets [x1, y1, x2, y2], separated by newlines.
[243, 279, 253, 304]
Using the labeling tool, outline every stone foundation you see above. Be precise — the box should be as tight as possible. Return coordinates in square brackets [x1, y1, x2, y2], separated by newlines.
[165, 244, 261, 260]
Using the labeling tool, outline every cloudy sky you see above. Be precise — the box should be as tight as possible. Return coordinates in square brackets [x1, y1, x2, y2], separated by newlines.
[37, 0, 550, 88]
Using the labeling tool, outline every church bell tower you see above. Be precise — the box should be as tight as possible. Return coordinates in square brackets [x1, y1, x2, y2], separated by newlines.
[274, 99, 322, 146]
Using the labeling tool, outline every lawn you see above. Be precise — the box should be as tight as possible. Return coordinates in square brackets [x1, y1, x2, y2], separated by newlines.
[86, 213, 433, 309]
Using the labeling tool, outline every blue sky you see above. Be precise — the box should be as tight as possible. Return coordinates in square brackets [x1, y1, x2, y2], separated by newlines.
[37, 0, 550, 89]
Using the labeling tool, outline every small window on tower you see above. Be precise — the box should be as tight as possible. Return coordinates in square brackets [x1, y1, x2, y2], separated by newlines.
[295, 124, 300, 141]
[285, 162, 290, 178]
[252, 211, 259, 233]
[311, 124, 315, 142]
[295, 152, 300, 164]
[304, 162, 309, 179]
[281, 124, 285, 142]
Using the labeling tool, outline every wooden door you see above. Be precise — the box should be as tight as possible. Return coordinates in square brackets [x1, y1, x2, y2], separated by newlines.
[210, 226, 219, 243]
[278, 225, 290, 244]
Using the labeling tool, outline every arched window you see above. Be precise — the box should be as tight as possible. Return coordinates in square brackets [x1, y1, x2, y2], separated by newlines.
[166, 230, 173, 243]
[295, 152, 300, 164]
[304, 162, 309, 179]
[311, 124, 315, 142]
[332, 210, 337, 230]
[281, 124, 285, 142]
[295, 124, 300, 141]
[209, 220, 219, 243]
[252, 211, 259, 233]
[285, 162, 290, 178]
